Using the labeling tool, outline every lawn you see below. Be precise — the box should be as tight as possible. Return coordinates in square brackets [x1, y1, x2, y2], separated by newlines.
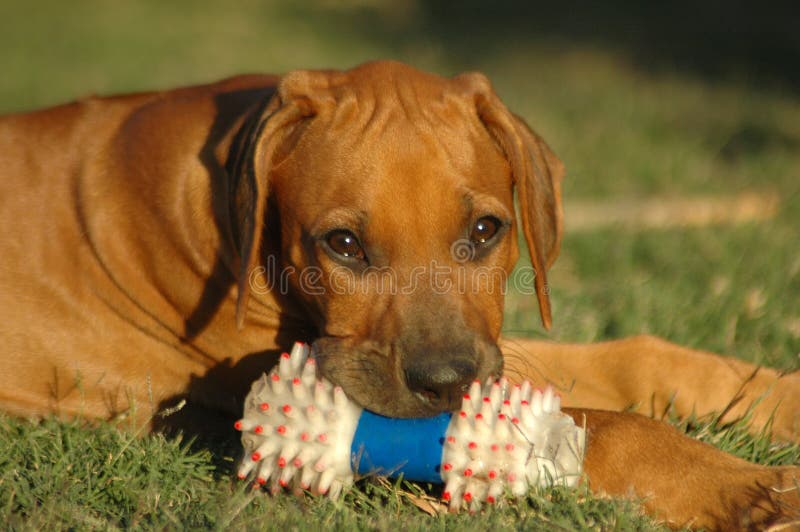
[1, 2, 798, 530]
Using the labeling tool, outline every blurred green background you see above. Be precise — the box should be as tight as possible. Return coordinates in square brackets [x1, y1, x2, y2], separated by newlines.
[2, 2, 799, 528]
[1, 0, 798, 366]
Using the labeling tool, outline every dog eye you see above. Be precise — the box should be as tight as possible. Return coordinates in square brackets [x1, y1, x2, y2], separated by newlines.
[325, 230, 366, 260]
[470, 216, 501, 244]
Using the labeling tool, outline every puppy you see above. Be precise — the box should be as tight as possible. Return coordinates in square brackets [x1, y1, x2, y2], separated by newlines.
[0, 61, 796, 529]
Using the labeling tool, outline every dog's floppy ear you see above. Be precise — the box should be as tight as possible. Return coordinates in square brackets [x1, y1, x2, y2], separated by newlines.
[457, 72, 564, 329]
[227, 71, 323, 329]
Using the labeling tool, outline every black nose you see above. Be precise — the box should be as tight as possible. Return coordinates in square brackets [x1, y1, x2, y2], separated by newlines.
[404, 357, 478, 411]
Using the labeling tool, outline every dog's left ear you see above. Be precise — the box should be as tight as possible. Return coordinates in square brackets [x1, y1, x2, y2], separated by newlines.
[227, 72, 324, 328]
[456, 72, 565, 329]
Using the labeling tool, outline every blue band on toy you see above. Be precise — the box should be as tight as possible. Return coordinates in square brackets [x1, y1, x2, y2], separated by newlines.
[351, 410, 453, 482]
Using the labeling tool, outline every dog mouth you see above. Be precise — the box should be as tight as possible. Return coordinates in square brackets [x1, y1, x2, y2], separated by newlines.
[308, 337, 504, 418]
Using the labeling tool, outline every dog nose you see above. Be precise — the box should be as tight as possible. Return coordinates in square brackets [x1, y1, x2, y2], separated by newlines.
[404, 357, 477, 411]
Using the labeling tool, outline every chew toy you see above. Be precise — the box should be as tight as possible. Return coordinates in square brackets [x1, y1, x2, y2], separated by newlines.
[235, 342, 585, 510]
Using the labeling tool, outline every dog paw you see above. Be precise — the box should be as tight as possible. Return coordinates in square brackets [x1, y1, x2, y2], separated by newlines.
[771, 371, 800, 443]
[733, 466, 800, 531]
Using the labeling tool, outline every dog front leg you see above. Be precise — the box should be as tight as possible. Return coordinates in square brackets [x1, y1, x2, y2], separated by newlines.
[500, 335, 799, 442]
[569, 407, 799, 529]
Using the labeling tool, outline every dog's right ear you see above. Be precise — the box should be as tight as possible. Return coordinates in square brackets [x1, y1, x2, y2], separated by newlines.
[227, 72, 325, 329]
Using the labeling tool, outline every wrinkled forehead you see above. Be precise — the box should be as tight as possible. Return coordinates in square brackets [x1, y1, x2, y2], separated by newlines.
[276, 78, 514, 221]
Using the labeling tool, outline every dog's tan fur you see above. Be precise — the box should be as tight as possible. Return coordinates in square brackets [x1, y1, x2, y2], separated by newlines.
[0, 61, 797, 529]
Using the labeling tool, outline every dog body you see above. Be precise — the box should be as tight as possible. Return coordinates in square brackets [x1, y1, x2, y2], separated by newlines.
[0, 76, 285, 419]
[1, 62, 798, 528]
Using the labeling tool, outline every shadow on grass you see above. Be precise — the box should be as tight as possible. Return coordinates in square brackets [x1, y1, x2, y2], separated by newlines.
[293, 0, 800, 91]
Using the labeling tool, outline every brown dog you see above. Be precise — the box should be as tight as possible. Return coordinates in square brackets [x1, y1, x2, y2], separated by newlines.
[0, 61, 797, 529]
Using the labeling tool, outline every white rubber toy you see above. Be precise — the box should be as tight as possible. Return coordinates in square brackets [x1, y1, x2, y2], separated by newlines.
[236, 342, 586, 510]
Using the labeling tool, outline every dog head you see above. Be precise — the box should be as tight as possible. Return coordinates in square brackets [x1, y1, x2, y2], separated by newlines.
[230, 61, 563, 417]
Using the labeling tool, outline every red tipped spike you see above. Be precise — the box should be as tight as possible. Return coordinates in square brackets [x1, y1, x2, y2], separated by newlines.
[483, 397, 490, 403]
[475, 413, 483, 420]
[490, 444, 499, 452]
[281, 352, 290, 359]
[282, 404, 292, 413]
[254, 425, 263, 434]
[442, 491, 451, 501]
[521, 400, 529, 406]
[259, 402, 269, 411]
[488, 470, 497, 479]
[251, 452, 261, 462]
[271, 374, 280, 382]
[487, 496, 496, 504]
[292, 378, 301, 385]
[237, 472, 247, 480]
[293, 458, 303, 468]
[234, 420, 243, 431]
[468, 441, 477, 450]
[505, 443, 515, 451]
[463, 394, 470, 400]
[464, 492, 472, 502]
[279, 479, 288, 487]
[459, 411, 467, 418]
[443, 463, 453, 471]
[464, 468, 473, 477]
[318, 433, 327, 443]
[257, 477, 267, 485]
[276, 425, 286, 435]
[511, 417, 520, 424]
[301, 432, 310, 442]
[446, 436, 456, 443]
[277, 457, 286, 468]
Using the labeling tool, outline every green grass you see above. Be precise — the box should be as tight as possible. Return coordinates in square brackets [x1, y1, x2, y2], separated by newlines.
[2, 411, 795, 531]
[504, 209, 800, 370]
[1, 1, 798, 529]
[0, 414, 652, 530]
